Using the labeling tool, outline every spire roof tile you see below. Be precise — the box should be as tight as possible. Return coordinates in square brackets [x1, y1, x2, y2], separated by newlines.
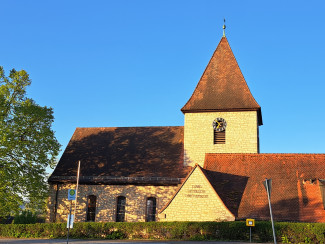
[181, 37, 262, 124]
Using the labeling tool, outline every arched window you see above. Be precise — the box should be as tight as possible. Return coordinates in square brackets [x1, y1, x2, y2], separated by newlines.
[116, 196, 126, 222]
[86, 195, 96, 222]
[145, 197, 156, 222]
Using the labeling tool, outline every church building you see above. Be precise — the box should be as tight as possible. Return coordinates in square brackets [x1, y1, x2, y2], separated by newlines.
[47, 29, 325, 223]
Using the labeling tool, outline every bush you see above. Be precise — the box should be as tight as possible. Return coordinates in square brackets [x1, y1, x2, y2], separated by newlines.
[13, 210, 37, 224]
[0, 221, 324, 242]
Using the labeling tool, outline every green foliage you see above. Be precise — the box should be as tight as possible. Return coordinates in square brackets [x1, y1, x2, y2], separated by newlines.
[281, 235, 292, 243]
[275, 222, 325, 243]
[0, 67, 61, 217]
[105, 230, 126, 239]
[13, 210, 37, 224]
[0, 221, 324, 242]
[0, 223, 66, 238]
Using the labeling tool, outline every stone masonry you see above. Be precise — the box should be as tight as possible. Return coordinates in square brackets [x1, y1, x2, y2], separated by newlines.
[47, 183, 178, 222]
[184, 111, 259, 167]
[159, 166, 235, 221]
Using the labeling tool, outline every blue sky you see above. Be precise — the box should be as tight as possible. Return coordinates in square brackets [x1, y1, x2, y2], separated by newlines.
[1, 0, 325, 168]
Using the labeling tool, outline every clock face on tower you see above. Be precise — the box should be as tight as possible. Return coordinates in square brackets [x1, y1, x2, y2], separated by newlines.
[212, 118, 227, 132]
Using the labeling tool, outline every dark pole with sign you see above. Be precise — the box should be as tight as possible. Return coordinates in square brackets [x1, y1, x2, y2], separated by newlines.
[246, 219, 255, 243]
[66, 162, 79, 244]
[67, 200, 72, 244]
[263, 178, 276, 244]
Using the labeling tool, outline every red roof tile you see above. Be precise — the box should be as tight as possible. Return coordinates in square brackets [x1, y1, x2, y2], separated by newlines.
[181, 37, 262, 125]
[204, 153, 325, 222]
[49, 126, 190, 184]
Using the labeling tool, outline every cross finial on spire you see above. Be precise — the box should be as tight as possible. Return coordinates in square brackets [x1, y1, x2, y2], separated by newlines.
[223, 18, 226, 37]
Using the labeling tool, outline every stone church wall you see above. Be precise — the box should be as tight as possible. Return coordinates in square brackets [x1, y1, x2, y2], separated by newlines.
[47, 183, 178, 223]
[184, 111, 259, 167]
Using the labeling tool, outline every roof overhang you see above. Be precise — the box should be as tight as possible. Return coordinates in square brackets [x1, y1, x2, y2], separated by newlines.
[48, 175, 183, 186]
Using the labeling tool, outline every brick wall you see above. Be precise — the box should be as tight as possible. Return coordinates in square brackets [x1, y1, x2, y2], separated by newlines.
[184, 111, 259, 167]
[159, 166, 235, 221]
[47, 184, 178, 223]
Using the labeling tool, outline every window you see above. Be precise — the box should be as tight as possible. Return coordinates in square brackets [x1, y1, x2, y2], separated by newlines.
[214, 130, 226, 144]
[146, 197, 156, 222]
[86, 195, 96, 222]
[116, 196, 126, 222]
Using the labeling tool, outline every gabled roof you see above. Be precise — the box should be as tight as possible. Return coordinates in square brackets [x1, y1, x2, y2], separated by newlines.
[181, 37, 262, 125]
[204, 153, 325, 222]
[49, 126, 190, 185]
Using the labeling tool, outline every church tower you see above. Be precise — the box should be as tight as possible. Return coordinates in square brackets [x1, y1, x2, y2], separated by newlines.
[181, 31, 262, 167]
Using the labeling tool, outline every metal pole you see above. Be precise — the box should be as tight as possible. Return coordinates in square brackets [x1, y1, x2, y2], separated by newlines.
[67, 201, 72, 244]
[265, 179, 277, 244]
[73, 161, 81, 219]
[250, 226, 252, 243]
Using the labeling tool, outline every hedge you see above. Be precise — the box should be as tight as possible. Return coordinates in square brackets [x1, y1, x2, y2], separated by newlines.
[0, 221, 324, 243]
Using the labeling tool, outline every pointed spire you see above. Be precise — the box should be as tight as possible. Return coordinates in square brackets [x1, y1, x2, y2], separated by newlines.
[223, 18, 226, 37]
[181, 37, 262, 125]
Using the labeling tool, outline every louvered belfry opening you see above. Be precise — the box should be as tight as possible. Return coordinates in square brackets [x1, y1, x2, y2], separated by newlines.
[214, 130, 226, 144]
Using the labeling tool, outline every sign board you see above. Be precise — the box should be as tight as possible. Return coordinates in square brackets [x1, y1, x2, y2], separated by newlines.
[246, 218, 255, 227]
[67, 214, 74, 228]
[68, 189, 76, 201]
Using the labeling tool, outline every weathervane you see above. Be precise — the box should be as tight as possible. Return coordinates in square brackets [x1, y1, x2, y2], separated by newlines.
[223, 18, 226, 37]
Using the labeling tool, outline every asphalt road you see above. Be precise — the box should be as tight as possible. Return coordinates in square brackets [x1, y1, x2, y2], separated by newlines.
[0, 240, 271, 244]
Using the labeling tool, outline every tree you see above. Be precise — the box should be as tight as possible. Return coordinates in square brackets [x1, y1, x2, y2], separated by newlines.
[0, 66, 60, 217]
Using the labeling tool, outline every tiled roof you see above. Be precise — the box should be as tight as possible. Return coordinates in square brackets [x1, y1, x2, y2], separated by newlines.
[201, 168, 248, 217]
[181, 37, 262, 125]
[49, 126, 190, 185]
[204, 153, 325, 222]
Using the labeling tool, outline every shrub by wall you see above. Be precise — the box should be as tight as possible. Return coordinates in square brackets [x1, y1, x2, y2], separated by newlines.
[0, 221, 324, 243]
[13, 210, 38, 224]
